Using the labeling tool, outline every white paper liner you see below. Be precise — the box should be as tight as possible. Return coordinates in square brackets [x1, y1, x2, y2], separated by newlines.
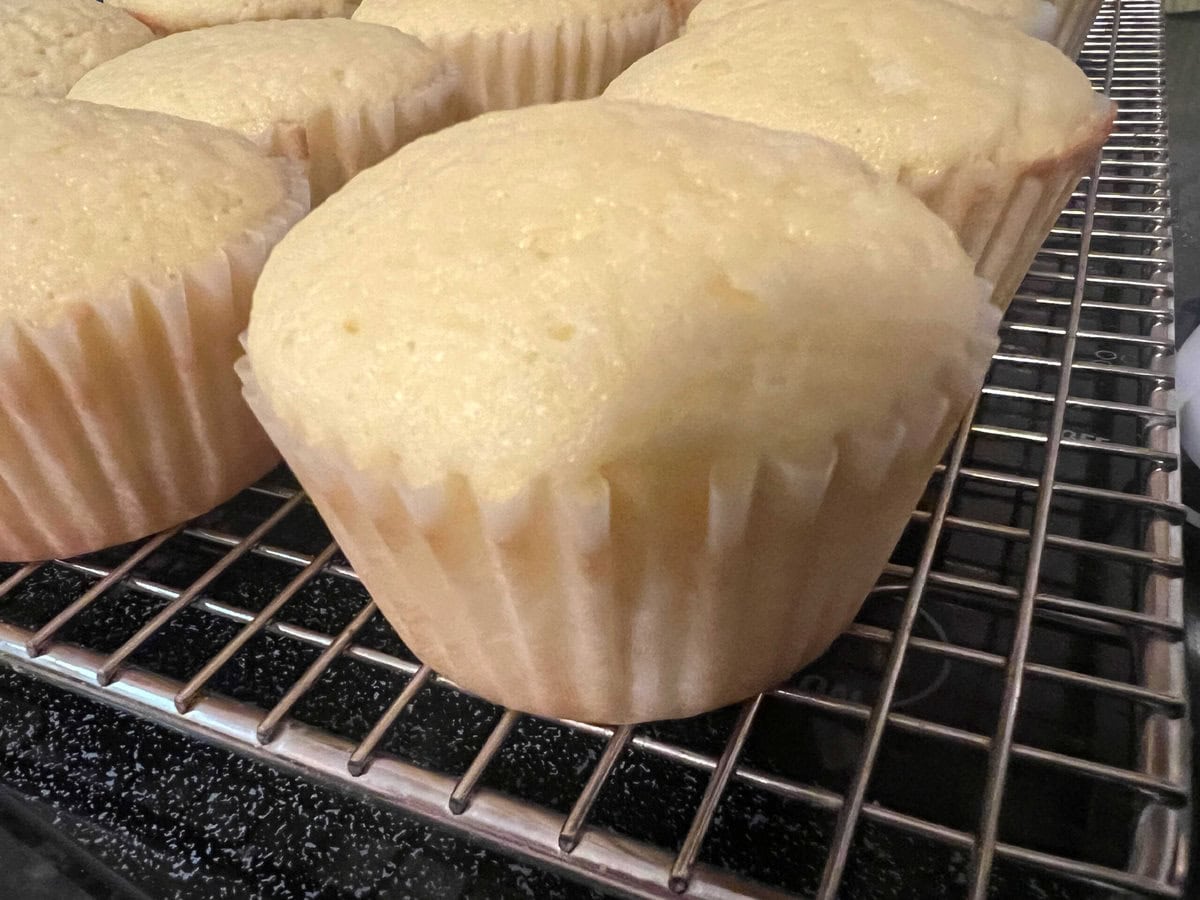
[668, 0, 704, 26]
[906, 97, 1115, 310]
[255, 60, 460, 204]
[0, 160, 309, 562]
[424, 5, 676, 119]
[1053, 0, 1105, 58]
[239, 298, 1001, 724]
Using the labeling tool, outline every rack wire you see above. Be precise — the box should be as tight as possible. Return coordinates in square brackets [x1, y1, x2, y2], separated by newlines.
[0, 1, 1188, 896]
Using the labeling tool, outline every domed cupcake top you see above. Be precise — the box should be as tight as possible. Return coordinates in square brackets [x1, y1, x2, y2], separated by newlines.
[354, 0, 667, 33]
[0, 97, 295, 327]
[608, 0, 1109, 181]
[69, 19, 446, 146]
[104, 0, 351, 34]
[0, 0, 154, 98]
[248, 100, 987, 498]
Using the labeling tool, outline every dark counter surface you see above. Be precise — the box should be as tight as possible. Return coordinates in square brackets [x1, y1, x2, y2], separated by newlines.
[0, 668, 602, 900]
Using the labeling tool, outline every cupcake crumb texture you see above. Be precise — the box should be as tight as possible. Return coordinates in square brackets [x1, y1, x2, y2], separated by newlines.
[0, 0, 154, 98]
[0, 97, 291, 328]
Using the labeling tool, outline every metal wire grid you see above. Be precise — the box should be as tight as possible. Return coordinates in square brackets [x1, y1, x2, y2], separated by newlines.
[0, 1, 1188, 896]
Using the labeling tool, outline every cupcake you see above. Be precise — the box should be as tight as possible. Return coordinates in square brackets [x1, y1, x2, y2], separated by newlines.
[103, 0, 353, 35]
[352, 0, 677, 118]
[242, 100, 999, 724]
[1, 0, 153, 98]
[70, 19, 459, 204]
[687, 0, 1102, 57]
[0, 97, 309, 562]
[606, 0, 1114, 309]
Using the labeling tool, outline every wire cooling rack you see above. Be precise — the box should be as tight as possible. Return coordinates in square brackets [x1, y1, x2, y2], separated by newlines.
[0, 2, 1188, 897]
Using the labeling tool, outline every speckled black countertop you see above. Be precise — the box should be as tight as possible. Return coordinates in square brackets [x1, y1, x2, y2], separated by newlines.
[0, 669, 602, 899]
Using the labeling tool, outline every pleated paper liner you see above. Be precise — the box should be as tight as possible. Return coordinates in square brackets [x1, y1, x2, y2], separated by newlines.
[401, 5, 676, 119]
[239, 295, 999, 724]
[669, 0, 705, 25]
[905, 94, 1116, 310]
[256, 59, 461, 205]
[0, 161, 309, 562]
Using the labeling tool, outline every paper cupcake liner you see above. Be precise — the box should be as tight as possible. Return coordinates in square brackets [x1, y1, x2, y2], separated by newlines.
[910, 96, 1115, 310]
[1053, 0, 1104, 58]
[0, 161, 309, 563]
[668, 0, 704, 26]
[239, 299, 999, 723]
[427, 5, 676, 119]
[256, 61, 460, 204]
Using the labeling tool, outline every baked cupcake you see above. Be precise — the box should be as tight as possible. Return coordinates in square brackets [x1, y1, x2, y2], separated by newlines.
[0, 97, 308, 562]
[103, 0, 353, 35]
[607, 0, 1114, 309]
[242, 100, 999, 723]
[687, 0, 1101, 57]
[352, 0, 676, 118]
[70, 19, 459, 204]
[1, 0, 153, 98]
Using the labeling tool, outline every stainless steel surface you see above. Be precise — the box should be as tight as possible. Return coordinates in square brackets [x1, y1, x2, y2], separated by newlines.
[0, 2, 1188, 897]
[670, 698, 763, 893]
[560, 723, 637, 853]
[92, 494, 306, 687]
[815, 397, 982, 899]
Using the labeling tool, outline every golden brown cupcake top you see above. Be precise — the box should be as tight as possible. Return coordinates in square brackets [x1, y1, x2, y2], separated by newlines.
[69, 19, 447, 147]
[105, 0, 351, 34]
[0, 0, 153, 98]
[248, 100, 987, 498]
[0, 97, 296, 328]
[608, 0, 1110, 182]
